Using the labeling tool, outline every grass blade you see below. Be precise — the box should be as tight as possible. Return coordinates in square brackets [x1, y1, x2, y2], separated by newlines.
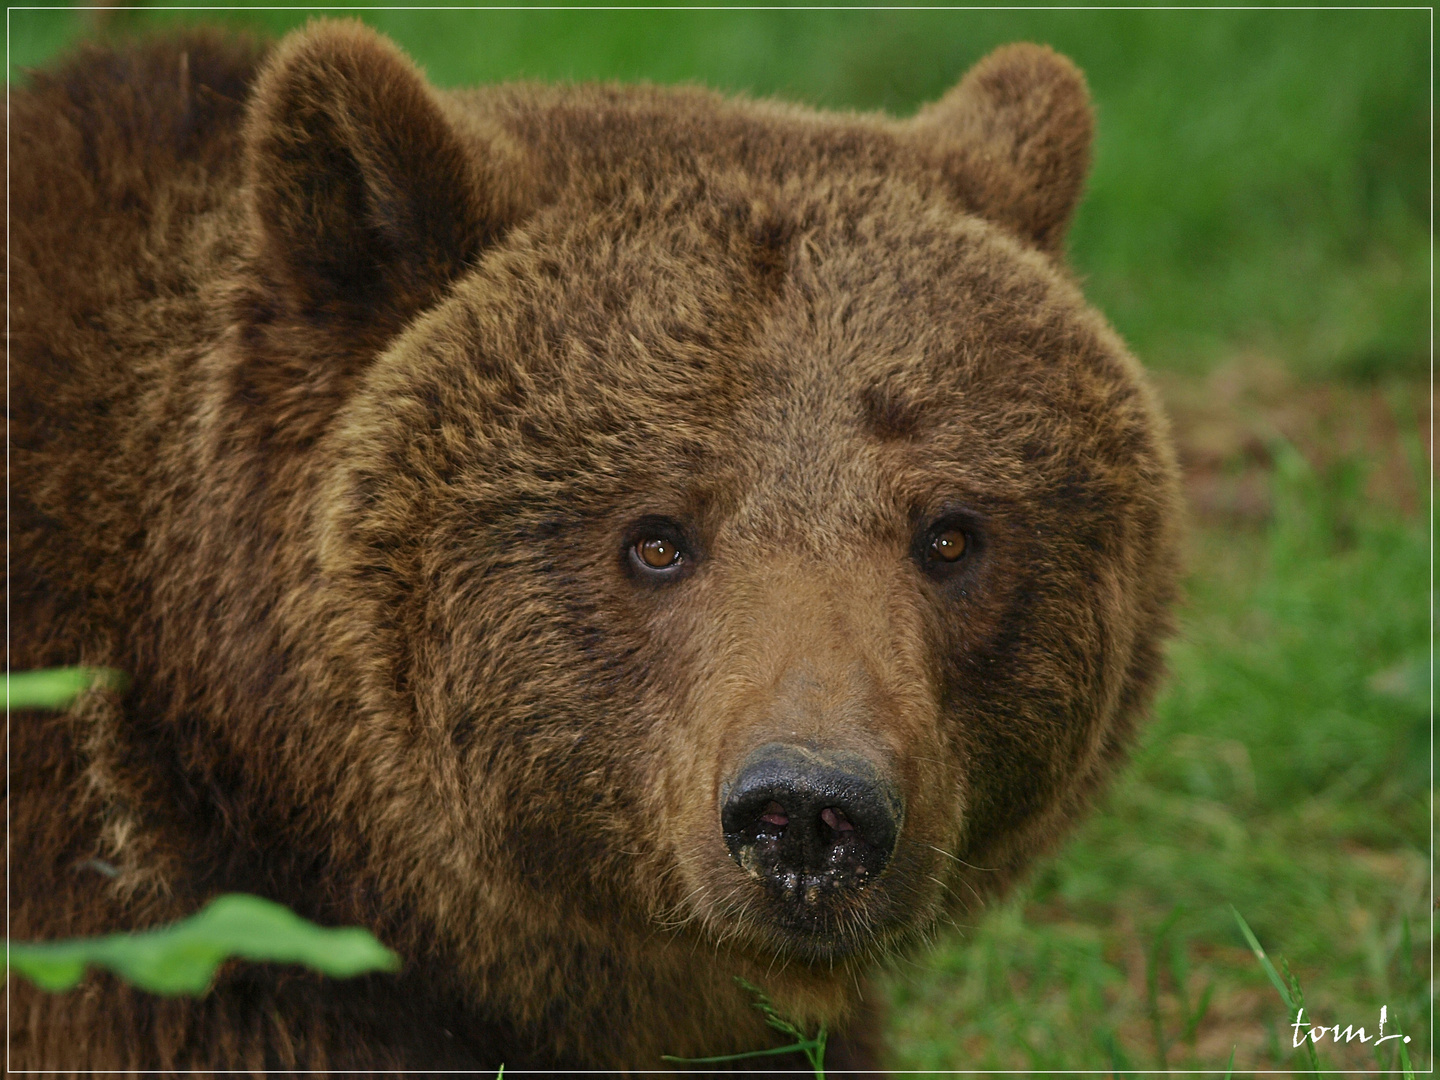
[1280, 958, 1322, 1075]
[1147, 906, 1183, 1069]
[662, 1041, 821, 1065]
[664, 978, 827, 1078]
[1394, 1017, 1415, 1080]
[1229, 907, 1327, 1075]
[1228, 905, 1294, 1010]
[1182, 983, 1214, 1047]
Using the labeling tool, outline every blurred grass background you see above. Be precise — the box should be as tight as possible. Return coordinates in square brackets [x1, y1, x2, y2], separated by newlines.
[10, 4, 1431, 1073]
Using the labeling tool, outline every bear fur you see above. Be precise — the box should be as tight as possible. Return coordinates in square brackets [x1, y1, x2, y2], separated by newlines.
[8, 21, 1182, 1073]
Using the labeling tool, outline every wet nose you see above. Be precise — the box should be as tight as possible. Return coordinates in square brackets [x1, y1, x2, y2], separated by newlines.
[720, 744, 901, 902]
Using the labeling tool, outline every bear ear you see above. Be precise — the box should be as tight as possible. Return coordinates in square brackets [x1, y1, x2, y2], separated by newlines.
[909, 43, 1093, 255]
[244, 20, 515, 327]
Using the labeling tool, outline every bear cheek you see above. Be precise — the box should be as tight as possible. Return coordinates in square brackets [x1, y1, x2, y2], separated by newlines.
[935, 543, 1140, 875]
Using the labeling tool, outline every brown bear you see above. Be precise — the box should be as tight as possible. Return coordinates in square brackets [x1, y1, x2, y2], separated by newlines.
[8, 19, 1182, 1074]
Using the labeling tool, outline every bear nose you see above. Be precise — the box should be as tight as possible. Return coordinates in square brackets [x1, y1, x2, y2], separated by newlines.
[720, 744, 901, 903]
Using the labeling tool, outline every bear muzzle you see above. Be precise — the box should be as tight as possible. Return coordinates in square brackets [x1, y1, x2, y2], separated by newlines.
[720, 743, 902, 923]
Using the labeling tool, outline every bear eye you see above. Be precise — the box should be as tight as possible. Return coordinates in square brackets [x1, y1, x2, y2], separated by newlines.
[929, 529, 967, 563]
[635, 537, 682, 570]
[915, 513, 981, 581]
[623, 518, 697, 583]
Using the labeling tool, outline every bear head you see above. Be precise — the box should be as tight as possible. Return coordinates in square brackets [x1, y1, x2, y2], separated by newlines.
[232, 20, 1180, 1029]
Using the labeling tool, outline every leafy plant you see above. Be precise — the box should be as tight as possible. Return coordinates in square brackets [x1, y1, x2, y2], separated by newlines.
[9, 893, 399, 995]
[663, 977, 828, 1078]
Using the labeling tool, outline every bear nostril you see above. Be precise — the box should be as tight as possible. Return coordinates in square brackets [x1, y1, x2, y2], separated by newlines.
[820, 806, 854, 834]
[759, 801, 789, 828]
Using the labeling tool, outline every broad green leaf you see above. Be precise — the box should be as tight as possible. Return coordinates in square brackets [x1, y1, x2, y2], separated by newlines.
[9, 893, 399, 995]
[7, 667, 128, 710]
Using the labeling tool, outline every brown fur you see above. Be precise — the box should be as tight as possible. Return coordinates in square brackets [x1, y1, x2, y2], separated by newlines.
[8, 22, 1182, 1074]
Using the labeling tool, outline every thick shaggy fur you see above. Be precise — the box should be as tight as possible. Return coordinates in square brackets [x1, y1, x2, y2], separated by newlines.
[8, 22, 1182, 1074]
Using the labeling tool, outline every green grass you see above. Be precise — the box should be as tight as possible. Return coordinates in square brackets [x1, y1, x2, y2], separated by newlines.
[8, 5, 1428, 380]
[886, 433, 1431, 1072]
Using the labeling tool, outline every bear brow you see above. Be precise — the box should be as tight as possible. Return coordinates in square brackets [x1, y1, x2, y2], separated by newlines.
[859, 383, 925, 442]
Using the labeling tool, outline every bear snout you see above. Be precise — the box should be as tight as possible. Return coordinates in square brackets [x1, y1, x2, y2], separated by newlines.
[720, 743, 903, 910]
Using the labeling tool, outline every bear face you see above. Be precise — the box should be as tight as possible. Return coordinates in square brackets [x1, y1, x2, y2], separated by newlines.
[9, 19, 1181, 1070]
[295, 29, 1178, 968]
